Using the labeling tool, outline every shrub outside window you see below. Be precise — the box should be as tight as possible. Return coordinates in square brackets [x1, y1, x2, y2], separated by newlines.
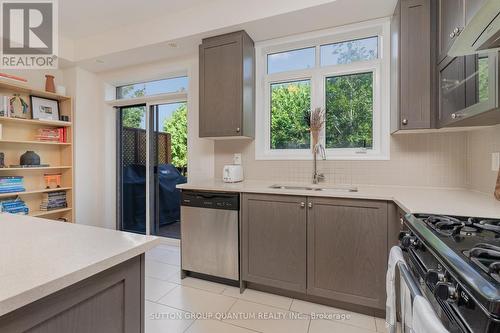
[325, 72, 374, 149]
[270, 80, 311, 149]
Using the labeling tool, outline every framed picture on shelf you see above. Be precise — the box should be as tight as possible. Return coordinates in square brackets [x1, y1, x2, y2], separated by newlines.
[30, 96, 59, 121]
[10, 94, 31, 119]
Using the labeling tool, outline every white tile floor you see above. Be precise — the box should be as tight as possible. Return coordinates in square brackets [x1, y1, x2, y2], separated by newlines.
[145, 244, 388, 333]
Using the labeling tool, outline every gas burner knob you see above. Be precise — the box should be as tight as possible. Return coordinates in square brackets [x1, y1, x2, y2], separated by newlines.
[425, 269, 445, 286]
[434, 282, 458, 302]
[399, 231, 410, 241]
[400, 235, 413, 249]
[400, 235, 420, 249]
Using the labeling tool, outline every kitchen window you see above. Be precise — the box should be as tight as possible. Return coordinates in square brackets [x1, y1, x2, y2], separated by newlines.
[116, 76, 188, 100]
[255, 20, 390, 160]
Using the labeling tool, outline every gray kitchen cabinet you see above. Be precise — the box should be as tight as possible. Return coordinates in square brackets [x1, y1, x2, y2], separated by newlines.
[438, 56, 466, 126]
[241, 193, 307, 293]
[307, 198, 388, 310]
[437, 0, 465, 64]
[199, 31, 255, 138]
[435, 1, 500, 128]
[241, 193, 390, 311]
[0, 256, 144, 333]
[391, 0, 437, 131]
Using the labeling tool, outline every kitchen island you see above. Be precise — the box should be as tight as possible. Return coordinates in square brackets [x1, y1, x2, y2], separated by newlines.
[0, 214, 159, 333]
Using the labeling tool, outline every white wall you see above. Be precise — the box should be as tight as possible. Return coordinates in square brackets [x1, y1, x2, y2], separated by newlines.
[61, 55, 213, 229]
[63, 67, 113, 228]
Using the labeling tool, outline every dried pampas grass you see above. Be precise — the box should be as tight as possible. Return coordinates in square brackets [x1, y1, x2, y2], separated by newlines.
[309, 107, 325, 133]
[307, 107, 325, 147]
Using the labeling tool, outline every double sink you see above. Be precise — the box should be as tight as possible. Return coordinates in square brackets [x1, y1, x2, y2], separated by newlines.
[269, 184, 358, 193]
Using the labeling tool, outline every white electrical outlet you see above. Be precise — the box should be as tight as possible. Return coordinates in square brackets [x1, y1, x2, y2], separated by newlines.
[233, 153, 242, 165]
[492, 152, 500, 171]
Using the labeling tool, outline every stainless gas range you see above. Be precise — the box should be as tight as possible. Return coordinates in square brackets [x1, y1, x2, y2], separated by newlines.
[400, 214, 500, 333]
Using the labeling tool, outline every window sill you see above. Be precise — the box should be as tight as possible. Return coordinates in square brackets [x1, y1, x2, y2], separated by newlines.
[255, 151, 390, 161]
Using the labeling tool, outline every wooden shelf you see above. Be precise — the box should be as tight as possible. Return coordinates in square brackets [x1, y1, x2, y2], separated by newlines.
[30, 207, 72, 217]
[0, 79, 71, 101]
[0, 187, 72, 199]
[0, 166, 72, 171]
[0, 117, 72, 127]
[0, 79, 74, 223]
[0, 139, 71, 146]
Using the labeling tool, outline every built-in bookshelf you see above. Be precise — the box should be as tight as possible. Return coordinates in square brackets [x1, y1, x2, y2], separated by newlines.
[0, 79, 74, 222]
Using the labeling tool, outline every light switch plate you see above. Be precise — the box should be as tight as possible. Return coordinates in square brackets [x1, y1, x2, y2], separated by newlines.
[233, 153, 242, 165]
[492, 152, 500, 171]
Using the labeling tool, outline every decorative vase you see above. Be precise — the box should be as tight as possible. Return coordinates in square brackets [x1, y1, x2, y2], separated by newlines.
[20, 151, 41, 166]
[45, 75, 55, 93]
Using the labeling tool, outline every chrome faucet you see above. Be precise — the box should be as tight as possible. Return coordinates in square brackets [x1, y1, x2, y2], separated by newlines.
[312, 142, 326, 184]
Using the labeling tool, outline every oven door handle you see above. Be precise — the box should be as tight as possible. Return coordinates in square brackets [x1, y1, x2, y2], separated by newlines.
[398, 262, 423, 298]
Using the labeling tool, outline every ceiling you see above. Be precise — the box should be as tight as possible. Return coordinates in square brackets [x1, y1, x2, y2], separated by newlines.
[59, 0, 208, 39]
[63, 0, 398, 72]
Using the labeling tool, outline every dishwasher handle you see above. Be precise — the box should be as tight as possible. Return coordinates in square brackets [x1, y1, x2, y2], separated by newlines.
[181, 191, 239, 211]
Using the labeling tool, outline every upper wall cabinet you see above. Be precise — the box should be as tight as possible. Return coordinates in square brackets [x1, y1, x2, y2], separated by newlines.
[392, 0, 500, 130]
[437, 0, 500, 127]
[199, 31, 255, 138]
[391, 0, 437, 132]
[437, 0, 465, 64]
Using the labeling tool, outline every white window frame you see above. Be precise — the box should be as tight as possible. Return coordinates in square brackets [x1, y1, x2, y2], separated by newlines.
[255, 18, 390, 160]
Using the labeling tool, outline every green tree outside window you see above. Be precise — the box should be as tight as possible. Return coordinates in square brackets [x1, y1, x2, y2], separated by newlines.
[164, 104, 188, 169]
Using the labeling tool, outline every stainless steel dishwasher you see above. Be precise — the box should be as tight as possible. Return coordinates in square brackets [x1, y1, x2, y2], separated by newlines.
[180, 191, 239, 281]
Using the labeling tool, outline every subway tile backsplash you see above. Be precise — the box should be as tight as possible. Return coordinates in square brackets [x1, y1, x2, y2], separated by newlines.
[466, 124, 500, 194]
[214, 131, 469, 188]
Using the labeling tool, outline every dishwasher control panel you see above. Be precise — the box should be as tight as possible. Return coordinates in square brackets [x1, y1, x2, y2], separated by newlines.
[181, 191, 239, 211]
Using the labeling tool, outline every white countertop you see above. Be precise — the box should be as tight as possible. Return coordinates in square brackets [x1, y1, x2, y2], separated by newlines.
[0, 214, 160, 317]
[177, 180, 500, 219]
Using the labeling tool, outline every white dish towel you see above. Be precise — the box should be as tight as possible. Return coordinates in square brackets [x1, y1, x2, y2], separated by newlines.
[400, 273, 413, 333]
[412, 295, 449, 333]
[386, 246, 405, 333]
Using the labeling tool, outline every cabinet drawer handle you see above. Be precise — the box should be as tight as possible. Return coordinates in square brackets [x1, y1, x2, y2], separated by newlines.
[451, 113, 464, 120]
[308, 202, 313, 209]
[453, 27, 460, 35]
[300, 202, 305, 208]
[449, 31, 455, 39]
[402, 118, 408, 126]
[236, 127, 241, 133]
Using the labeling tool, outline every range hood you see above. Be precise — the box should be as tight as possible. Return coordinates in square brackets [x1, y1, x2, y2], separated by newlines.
[448, 0, 500, 57]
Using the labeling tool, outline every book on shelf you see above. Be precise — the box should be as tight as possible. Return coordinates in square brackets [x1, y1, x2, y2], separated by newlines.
[35, 128, 68, 143]
[0, 197, 29, 215]
[9, 164, 50, 168]
[0, 176, 25, 193]
[40, 190, 68, 211]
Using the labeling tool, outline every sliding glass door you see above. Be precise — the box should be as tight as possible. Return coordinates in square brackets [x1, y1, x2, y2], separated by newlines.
[117, 102, 187, 239]
[117, 104, 147, 234]
[149, 102, 188, 239]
